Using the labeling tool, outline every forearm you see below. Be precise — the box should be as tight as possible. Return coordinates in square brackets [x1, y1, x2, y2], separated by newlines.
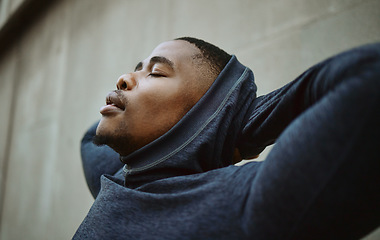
[238, 43, 380, 159]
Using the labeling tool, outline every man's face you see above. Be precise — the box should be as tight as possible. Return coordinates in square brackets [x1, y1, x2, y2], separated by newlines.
[96, 40, 210, 156]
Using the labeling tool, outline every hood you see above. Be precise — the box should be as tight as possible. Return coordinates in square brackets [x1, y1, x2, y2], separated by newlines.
[120, 56, 258, 188]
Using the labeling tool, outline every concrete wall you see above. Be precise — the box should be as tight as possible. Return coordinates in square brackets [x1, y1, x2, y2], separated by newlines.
[0, 0, 25, 28]
[0, 0, 379, 239]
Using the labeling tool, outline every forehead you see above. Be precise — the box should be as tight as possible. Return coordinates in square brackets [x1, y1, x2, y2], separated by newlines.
[143, 40, 200, 69]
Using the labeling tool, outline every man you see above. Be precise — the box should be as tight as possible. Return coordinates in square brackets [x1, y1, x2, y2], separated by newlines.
[74, 37, 380, 239]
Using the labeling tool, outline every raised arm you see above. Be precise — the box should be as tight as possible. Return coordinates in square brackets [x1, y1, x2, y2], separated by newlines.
[81, 121, 123, 198]
[238, 43, 379, 159]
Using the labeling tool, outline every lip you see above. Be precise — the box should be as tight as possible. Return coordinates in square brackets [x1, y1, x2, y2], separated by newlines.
[100, 104, 124, 115]
[100, 91, 126, 115]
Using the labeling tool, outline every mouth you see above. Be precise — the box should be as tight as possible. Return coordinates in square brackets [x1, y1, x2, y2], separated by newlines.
[100, 91, 126, 115]
[106, 91, 126, 110]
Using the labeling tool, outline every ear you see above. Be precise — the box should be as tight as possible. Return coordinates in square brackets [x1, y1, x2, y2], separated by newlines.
[232, 148, 242, 164]
[233, 148, 260, 164]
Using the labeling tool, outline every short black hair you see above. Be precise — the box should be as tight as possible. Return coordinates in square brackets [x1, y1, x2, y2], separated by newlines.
[175, 37, 231, 76]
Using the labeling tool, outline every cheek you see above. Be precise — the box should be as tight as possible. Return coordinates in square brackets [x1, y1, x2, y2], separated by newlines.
[139, 83, 185, 110]
[132, 84, 191, 126]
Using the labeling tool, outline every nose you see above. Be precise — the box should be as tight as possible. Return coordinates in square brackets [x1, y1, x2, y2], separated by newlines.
[116, 74, 136, 90]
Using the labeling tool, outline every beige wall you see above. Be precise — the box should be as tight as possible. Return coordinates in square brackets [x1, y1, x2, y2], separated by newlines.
[0, 0, 25, 27]
[0, 0, 379, 239]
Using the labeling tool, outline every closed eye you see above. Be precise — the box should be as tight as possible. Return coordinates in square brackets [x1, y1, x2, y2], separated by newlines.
[148, 73, 166, 77]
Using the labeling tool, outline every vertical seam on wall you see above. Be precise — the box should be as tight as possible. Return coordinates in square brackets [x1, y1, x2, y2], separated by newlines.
[0, 44, 20, 236]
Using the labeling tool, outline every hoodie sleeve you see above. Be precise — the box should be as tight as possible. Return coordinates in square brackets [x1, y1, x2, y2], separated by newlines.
[238, 43, 378, 159]
[81, 121, 123, 198]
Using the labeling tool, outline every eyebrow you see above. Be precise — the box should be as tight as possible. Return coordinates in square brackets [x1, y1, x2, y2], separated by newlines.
[134, 56, 174, 71]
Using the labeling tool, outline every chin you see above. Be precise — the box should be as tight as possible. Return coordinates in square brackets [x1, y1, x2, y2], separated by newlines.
[96, 116, 112, 135]
[96, 116, 121, 140]
[96, 120, 110, 137]
[93, 121, 116, 147]
[95, 118, 137, 156]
